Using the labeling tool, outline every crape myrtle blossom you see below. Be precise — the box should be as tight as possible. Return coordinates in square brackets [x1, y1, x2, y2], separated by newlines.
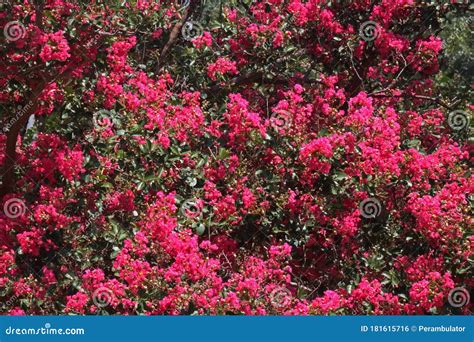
[0, 0, 472, 315]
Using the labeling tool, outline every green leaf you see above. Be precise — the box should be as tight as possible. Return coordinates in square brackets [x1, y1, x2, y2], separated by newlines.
[333, 171, 348, 181]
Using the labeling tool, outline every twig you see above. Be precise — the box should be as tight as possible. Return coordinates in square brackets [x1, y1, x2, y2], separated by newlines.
[372, 93, 459, 110]
[156, 7, 190, 71]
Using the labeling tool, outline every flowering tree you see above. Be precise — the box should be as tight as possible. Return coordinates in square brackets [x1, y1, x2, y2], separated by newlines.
[0, 0, 472, 315]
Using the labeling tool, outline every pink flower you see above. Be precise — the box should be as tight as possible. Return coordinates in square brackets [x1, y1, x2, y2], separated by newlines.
[39, 31, 70, 62]
[193, 31, 212, 49]
[207, 57, 238, 81]
[65, 292, 89, 314]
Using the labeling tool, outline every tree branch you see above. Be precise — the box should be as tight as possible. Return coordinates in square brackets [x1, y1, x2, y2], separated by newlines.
[156, 6, 190, 71]
[206, 71, 323, 97]
[0, 65, 77, 197]
[1, 83, 44, 197]
[372, 93, 460, 110]
[34, 0, 45, 30]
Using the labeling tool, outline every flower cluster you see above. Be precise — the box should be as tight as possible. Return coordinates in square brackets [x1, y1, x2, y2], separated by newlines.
[0, 0, 471, 316]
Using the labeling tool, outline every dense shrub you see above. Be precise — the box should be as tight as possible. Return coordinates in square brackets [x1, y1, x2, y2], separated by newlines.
[0, 0, 472, 315]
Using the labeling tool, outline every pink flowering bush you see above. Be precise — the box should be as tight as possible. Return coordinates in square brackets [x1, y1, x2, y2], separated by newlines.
[0, 0, 472, 315]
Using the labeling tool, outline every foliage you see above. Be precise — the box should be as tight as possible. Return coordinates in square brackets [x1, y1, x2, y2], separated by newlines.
[0, 0, 472, 315]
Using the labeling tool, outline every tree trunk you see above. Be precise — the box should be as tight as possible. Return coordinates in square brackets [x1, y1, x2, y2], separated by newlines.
[1, 89, 42, 198]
